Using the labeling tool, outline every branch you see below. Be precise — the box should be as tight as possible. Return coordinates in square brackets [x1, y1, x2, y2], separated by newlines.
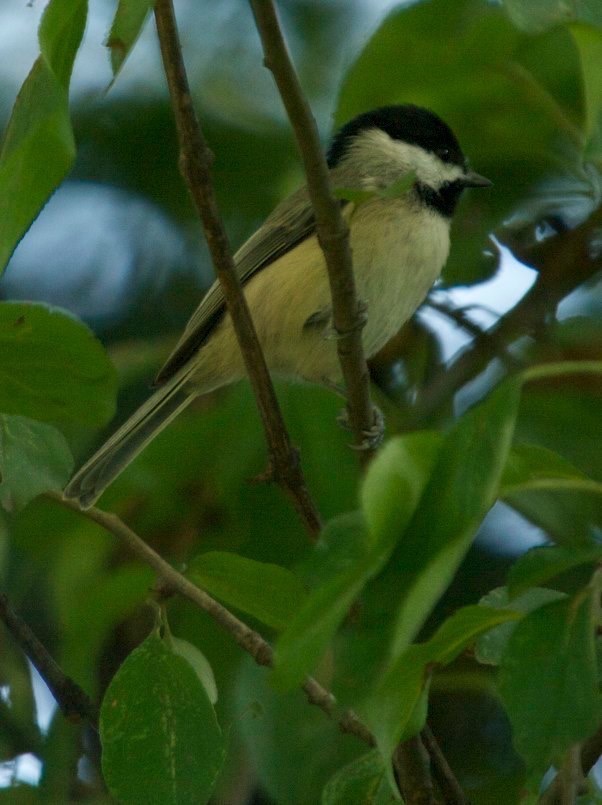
[249, 0, 376, 460]
[393, 735, 436, 805]
[0, 592, 98, 730]
[410, 207, 602, 426]
[153, 0, 321, 539]
[538, 726, 602, 805]
[52, 494, 374, 749]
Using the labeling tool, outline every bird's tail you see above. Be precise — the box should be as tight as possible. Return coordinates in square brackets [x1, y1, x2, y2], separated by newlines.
[63, 371, 193, 508]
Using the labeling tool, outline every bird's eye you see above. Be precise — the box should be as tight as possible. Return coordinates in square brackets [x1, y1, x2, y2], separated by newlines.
[437, 147, 450, 160]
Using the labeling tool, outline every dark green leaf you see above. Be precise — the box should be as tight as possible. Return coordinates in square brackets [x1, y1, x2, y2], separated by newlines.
[498, 588, 602, 778]
[106, 0, 155, 77]
[507, 545, 602, 599]
[322, 750, 394, 804]
[501, 441, 599, 494]
[0, 414, 73, 512]
[0, 302, 117, 426]
[100, 632, 225, 805]
[475, 587, 566, 665]
[571, 24, 602, 162]
[0, 0, 86, 273]
[188, 551, 306, 631]
[386, 379, 521, 658]
[364, 605, 518, 782]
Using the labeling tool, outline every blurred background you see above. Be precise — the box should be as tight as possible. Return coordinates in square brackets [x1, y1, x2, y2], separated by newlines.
[0, 0, 600, 802]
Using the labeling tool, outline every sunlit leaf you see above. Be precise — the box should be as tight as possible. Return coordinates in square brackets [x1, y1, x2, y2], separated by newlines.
[0, 0, 86, 273]
[0, 414, 73, 512]
[100, 632, 225, 805]
[0, 302, 117, 426]
[106, 0, 155, 78]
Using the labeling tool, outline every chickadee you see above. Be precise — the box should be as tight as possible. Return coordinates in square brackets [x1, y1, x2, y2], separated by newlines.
[64, 104, 491, 507]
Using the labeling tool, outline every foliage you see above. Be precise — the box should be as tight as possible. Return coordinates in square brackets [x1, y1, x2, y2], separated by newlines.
[0, 0, 600, 803]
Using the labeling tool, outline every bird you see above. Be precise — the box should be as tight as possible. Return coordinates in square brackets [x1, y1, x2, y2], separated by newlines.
[64, 104, 491, 508]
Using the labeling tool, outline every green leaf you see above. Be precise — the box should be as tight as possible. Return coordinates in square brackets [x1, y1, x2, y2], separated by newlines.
[571, 23, 602, 162]
[171, 638, 218, 705]
[0, 0, 86, 273]
[386, 379, 521, 659]
[273, 513, 380, 690]
[361, 431, 441, 551]
[364, 605, 517, 792]
[188, 551, 306, 631]
[106, 0, 155, 78]
[502, 0, 602, 33]
[0, 302, 117, 426]
[322, 750, 395, 805]
[475, 586, 566, 666]
[39, 0, 87, 89]
[100, 632, 225, 805]
[0, 414, 73, 512]
[507, 545, 602, 599]
[501, 441, 600, 494]
[498, 588, 602, 779]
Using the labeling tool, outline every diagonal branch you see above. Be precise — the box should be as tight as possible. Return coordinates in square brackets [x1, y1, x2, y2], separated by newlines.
[153, 0, 321, 539]
[249, 0, 376, 461]
[0, 592, 99, 730]
[52, 493, 373, 748]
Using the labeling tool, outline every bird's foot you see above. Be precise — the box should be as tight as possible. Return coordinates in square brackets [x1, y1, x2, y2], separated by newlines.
[337, 403, 385, 451]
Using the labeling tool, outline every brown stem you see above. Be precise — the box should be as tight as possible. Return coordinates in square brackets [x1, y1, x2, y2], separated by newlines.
[393, 735, 436, 805]
[421, 724, 467, 805]
[53, 494, 374, 748]
[249, 0, 376, 462]
[153, 0, 321, 539]
[0, 592, 98, 730]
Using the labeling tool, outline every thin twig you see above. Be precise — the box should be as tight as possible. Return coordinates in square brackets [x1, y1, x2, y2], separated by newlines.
[52, 494, 374, 748]
[393, 735, 436, 805]
[153, 0, 321, 539]
[539, 727, 602, 805]
[410, 206, 602, 426]
[249, 0, 376, 462]
[421, 724, 467, 805]
[0, 592, 99, 730]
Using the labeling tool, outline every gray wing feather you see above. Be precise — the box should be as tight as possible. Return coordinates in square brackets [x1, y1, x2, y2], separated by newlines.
[154, 186, 318, 384]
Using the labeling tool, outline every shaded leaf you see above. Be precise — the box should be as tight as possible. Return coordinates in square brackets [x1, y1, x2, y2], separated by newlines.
[188, 551, 306, 631]
[507, 545, 602, 598]
[498, 587, 602, 779]
[100, 632, 225, 805]
[0, 302, 117, 426]
[0, 414, 73, 512]
[571, 23, 602, 161]
[503, 0, 602, 33]
[475, 586, 566, 666]
[322, 749, 394, 804]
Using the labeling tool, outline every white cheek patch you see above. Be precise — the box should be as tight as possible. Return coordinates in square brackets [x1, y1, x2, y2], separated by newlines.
[351, 129, 465, 189]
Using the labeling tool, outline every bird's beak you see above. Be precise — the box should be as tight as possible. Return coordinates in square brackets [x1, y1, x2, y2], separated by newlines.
[462, 170, 492, 188]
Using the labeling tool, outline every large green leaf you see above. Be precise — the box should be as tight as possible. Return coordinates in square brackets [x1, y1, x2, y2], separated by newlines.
[100, 632, 225, 805]
[0, 414, 73, 512]
[0, 0, 86, 273]
[386, 378, 522, 659]
[106, 0, 156, 78]
[571, 23, 602, 162]
[322, 750, 394, 805]
[503, 0, 602, 33]
[188, 551, 307, 631]
[0, 302, 117, 426]
[498, 584, 602, 781]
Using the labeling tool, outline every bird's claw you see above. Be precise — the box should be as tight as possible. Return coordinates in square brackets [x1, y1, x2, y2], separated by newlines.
[337, 404, 385, 450]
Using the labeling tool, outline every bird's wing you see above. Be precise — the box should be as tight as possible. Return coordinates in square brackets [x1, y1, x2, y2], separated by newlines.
[154, 186, 321, 385]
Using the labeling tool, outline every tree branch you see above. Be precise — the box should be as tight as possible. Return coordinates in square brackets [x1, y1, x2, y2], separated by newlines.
[52, 494, 374, 749]
[421, 724, 467, 805]
[0, 592, 99, 731]
[249, 0, 376, 460]
[410, 207, 602, 426]
[153, 0, 321, 539]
